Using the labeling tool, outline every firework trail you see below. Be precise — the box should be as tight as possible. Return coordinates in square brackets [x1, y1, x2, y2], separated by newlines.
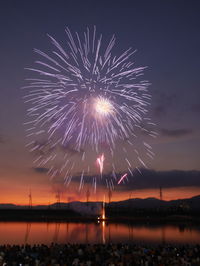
[23, 27, 156, 190]
[117, 173, 128, 185]
[96, 154, 105, 177]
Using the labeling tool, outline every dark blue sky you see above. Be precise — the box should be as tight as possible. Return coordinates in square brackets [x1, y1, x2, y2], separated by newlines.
[0, 0, 200, 203]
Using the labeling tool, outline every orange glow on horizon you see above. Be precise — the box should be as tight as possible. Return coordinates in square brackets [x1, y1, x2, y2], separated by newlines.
[0, 173, 199, 206]
[0, 185, 199, 206]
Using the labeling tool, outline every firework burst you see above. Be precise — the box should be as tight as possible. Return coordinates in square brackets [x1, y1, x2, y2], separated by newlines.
[23, 27, 156, 190]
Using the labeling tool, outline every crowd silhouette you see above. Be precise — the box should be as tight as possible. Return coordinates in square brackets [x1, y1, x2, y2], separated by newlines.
[0, 243, 200, 265]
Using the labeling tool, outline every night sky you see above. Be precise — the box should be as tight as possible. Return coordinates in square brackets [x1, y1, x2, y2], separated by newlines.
[0, 0, 200, 204]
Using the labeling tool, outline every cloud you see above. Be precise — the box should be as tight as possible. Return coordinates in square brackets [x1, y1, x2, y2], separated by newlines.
[32, 139, 84, 157]
[64, 169, 200, 191]
[33, 167, 49, 174]
[153, 92, 177, 117]
[60, 143, 84, 155]
[32, 166, 200, 193]
[160, 128, 193, 138]
[117, 168, 200, 191]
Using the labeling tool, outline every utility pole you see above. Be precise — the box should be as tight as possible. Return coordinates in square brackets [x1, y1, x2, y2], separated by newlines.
[67, 196, 71, 209]
[56, 191, 61, 208]
[29, 189, 32, 209]
[108, 188, 112, 203]
[86, 188, 90, 206]
[159, 186, 163, 201]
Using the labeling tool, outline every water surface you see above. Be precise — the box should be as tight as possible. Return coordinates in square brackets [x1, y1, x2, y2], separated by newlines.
[0, 222, 200, 245]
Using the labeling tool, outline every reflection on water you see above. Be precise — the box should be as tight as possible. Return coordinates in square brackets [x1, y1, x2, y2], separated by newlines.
[0, 222, 200, 245]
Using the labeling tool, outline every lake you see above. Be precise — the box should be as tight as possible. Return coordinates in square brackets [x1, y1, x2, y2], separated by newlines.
[0, 222, 200, 245]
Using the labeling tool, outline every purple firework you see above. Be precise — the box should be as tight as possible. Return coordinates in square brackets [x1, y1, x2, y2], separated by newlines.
[23, 27, 156, 190]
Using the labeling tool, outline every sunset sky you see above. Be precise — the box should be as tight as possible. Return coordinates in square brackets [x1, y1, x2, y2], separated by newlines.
[0, 0, 200, 205]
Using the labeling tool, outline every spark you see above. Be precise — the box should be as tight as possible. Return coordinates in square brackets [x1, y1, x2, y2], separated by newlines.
[96, 153, 105, 176]
[117, 173, 128, 185]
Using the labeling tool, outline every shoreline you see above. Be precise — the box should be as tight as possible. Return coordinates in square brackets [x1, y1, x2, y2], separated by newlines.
[0, 209, 200, 223]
